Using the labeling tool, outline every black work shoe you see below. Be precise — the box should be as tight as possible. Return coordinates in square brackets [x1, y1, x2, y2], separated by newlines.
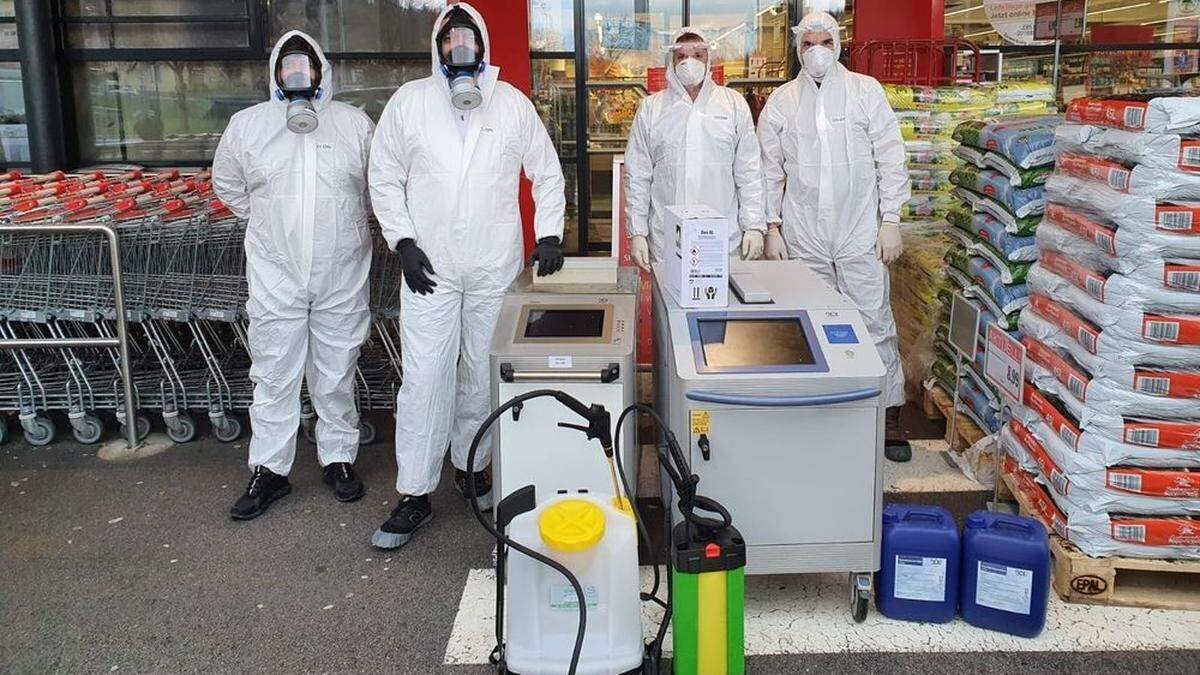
[454, 468, 494, 511]
[371, 495, 433, 550]
[885, 439, 913, 463]
[322, 462, 365, 502]
[230, 467, 291, 521]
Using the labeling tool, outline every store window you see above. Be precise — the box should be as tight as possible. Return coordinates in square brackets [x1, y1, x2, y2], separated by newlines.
[330, 60, 429, 123]
[0, 62, 25, 166]
[70, 60, 265, 165]
[531, 0, 575, 51]
[532, 57, 580, 252]
[944, 0, 1200, 102]
[61, 0, 253, 49]
[0, 0, 15, 50]
[268, 0, 440, 53]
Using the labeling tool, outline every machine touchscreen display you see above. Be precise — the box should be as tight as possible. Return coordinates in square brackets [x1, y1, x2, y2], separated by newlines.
[523, 309, 606, 339]
[697, 318, 815, 368]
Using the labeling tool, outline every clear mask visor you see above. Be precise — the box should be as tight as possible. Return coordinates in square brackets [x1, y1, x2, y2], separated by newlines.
[278, 53, 317, 92]
[444, 27, 480, 69]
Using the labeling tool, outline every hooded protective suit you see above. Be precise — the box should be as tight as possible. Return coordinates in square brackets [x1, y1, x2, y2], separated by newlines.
[757, 12, 910, 407]
[213, 31, 375, 475]
[369, 3, 566, 496]
[625, 27, 765, 263]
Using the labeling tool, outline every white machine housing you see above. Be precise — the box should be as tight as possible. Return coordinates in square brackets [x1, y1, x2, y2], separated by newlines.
[654, 260, 886, 576]
[490, 268, 639, 504]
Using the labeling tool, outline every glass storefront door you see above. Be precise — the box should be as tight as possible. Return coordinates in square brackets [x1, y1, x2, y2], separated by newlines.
[533, 0, 798, 255]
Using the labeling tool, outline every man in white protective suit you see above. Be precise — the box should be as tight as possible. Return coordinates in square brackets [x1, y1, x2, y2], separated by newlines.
[757, 11, 914, 461]
[368, 2, 567, 549]
[625, 27, 765, 268]
[214, 30, 375, 520]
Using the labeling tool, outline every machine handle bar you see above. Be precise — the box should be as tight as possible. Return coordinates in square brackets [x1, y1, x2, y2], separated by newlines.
[684, 388, 881, 407]
[499, 362, 619, 384]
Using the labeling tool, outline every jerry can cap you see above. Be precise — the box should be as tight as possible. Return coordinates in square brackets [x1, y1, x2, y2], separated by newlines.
[539, 499, 606, 552]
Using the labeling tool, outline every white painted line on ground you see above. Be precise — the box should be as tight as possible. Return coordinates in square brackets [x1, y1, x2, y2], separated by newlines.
[445, 567, 1200, 665]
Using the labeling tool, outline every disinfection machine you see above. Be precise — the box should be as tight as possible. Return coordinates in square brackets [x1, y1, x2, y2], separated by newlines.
[490, 268, 639, 503]
[654, 260, 886, 612]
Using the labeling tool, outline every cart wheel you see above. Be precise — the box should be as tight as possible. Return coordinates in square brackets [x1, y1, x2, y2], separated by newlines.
[165, 413, 197, 444]
[359, 419, 376, 446]
[302, 420, 317, 444]
[0, 418, 9, 445]
[121, 413, 151, 442]
[213, 415, 242, 443]
[72, 415, 104, 445]
[24, 416, 56, 446]
[850, 572, 871, 624]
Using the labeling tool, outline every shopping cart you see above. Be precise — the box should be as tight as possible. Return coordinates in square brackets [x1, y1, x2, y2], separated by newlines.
[0, 169, 404, 447]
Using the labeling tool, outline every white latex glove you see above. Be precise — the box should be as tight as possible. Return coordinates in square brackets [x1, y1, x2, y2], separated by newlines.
[876, 221, 903, 265]
[740, 229, 764, 260]
[630, 235, 651, 272]
[764, 226, 787, 261]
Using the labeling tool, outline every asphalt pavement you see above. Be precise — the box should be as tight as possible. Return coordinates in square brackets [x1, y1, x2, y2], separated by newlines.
[1, 424, 1196, 674]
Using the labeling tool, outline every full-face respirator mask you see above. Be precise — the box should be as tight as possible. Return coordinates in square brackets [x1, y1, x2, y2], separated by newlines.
[438, 10, 485, 111]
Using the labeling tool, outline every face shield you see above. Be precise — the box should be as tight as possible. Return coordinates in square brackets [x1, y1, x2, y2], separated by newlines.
[667, 36, 712, 88]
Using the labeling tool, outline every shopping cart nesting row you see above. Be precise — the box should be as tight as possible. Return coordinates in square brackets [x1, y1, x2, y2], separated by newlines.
[0, 169, 405, 447]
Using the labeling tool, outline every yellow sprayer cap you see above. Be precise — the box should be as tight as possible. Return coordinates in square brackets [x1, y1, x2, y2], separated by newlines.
[539, 499, 606, 552]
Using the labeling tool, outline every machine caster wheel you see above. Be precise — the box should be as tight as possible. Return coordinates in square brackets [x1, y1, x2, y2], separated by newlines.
[850, 572, 872, 624]
[165, 413, 197, 444]
[23, 416, 56, 446]
[359, 419, 376, 446]
[71, 414, 104, 445]
[213, 416, 242, 443]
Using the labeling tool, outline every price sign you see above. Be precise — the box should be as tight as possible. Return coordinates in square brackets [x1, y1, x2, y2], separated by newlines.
[985, 324, 1026, 404]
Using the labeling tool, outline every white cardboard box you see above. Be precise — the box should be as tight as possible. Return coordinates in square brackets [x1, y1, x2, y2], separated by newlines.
[663, 205, 729, 308]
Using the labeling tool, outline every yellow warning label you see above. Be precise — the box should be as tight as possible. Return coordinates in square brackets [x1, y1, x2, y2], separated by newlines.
[690, 410, 711, 435]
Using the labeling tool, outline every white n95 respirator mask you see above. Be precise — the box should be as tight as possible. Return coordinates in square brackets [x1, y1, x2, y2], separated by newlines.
[801, 45, 836, 80]
[674, 57, 707, 87]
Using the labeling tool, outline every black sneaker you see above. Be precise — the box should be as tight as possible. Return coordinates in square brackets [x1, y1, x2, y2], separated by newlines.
[230, 467, 291, 521]
[322, 462, 365, 502]
[371, 495, 433, 550]
[454, 468, 494, 511]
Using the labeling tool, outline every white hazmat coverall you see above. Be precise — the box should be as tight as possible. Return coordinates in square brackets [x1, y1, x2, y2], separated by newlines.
[213, 30, 375, 475]
[369, 3, 566, 496]
[624, 27, 765, 263]
[757, 21, 911, 408]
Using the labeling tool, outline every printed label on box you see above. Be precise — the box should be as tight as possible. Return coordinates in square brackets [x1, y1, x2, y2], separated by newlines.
[893, 555, 948, 603]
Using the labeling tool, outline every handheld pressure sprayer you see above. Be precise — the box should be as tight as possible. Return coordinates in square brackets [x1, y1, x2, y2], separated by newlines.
[464, 389, 742, 675]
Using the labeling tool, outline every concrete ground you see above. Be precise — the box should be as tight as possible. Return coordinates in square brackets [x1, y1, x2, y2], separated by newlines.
[1, 408, 1197, 673]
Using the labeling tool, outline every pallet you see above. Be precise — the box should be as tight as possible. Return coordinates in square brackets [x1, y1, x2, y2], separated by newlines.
[922, 383, 986, 451]
[1001, 471, 1200, 611]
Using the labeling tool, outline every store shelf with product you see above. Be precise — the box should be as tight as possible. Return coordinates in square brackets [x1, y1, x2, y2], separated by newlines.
[1003, 93, 1200, 572]
[887, 79, 1058, 414]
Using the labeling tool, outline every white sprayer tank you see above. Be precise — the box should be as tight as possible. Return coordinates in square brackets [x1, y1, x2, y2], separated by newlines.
[505, 493, 643, 675]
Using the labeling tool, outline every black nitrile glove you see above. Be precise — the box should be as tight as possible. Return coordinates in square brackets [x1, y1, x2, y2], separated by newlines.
[529, 236, 564, 277]
[397, 238, 437, 295]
